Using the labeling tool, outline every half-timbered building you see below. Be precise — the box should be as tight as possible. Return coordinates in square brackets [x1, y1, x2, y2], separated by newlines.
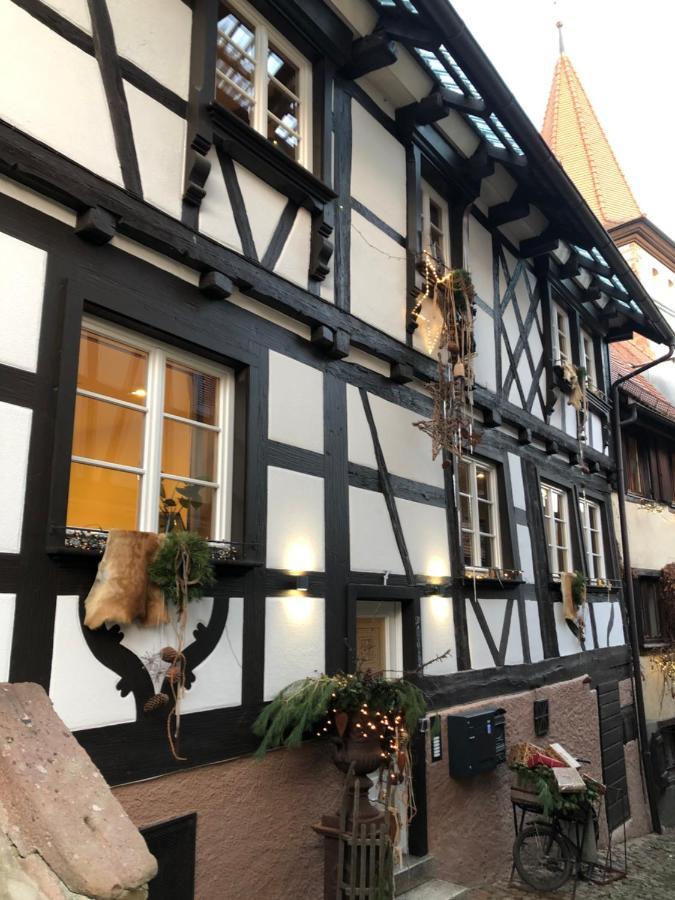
[0, 0, 672, 895]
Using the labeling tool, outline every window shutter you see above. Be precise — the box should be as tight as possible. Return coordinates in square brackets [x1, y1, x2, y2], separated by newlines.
[657, 444, 673, 504]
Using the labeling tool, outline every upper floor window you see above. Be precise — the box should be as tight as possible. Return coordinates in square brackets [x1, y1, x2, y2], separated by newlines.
[458, 458, 500, 570]
[552, 303, 571, 366]
[67, 320, 233, 540]
[579, 498, 606, 581]
[580, 330, 597, 390]
[636, 577, 665, 646]
[421, 181, 449, 265]
[541, 483, 571, 577]
[216, 0, 312, 167]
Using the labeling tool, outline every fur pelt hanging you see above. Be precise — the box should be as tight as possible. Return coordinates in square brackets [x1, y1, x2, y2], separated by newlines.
[561, 571, 586, 642]
[84, 530, 169, 629]
[561, 362, 584, 411]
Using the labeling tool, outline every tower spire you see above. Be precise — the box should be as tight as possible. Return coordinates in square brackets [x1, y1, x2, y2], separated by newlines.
[541, 43, 642, 228]
[557, 20, 565, 55]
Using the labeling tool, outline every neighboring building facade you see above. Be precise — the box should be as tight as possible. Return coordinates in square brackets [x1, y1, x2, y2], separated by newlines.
[0, 1, 671, 895]
[543, 28, 675, 826]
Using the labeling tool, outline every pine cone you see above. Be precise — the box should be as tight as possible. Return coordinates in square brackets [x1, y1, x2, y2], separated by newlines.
[160, 646, 178, 663]
[144, 692, 169, 713]
[165, 664, 183, 684]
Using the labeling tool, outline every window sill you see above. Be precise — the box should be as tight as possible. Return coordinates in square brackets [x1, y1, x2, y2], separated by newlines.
[462, 568, 524, 589]
[208, 103, 336, 214]
[47, 527, 263, 569]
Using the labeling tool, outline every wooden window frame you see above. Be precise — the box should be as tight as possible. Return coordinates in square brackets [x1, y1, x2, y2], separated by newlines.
[216, 0, 313, 169]
[552, 302, 571, 366]
[635, 575, 666, 648]
[421, 179, 450, 266]
[580, 329, 597, 389]
[541, 482, 572, 578]
[579, 496, 607, 582]
[458, 458, 502, 572]
[68, 317, 235, 541]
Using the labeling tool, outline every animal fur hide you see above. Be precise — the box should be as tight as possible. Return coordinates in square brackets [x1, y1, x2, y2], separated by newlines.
[561, 361, 584, 411]
[561, 571, 585, 642]
[84, 530, 168, 629]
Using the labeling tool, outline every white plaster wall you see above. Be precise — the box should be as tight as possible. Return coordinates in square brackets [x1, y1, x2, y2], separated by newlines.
[199, 147, 242, 253]
[465, 600, 494, 670]
[125, 83, 185, 220]
[236, 162, 288, 260]
[0, 402, 32, 554]
[436, 110, 481, 156]
[42, 0, 91, 31]
[472, 598, 523, 667]
[0, 3, 122, 185]
[554, 601, 583, 656]
[268, 352, 323, 453]
[615, 497, 675, 571]
[108, 0, 192, 99]
[517, 524, 535, 585]
[468, 216, 494, 309]
[524, 601, 544, 663]
[592, 601, 625, 649]
[181, 597, 244, 712]
[49, 595, 136, 730]
[508, 453, 525, 510]
[274, 207, 311, 289]
[267, 467, 325, 571]
[0, 594, 15, 681]
[0, 232, 46, 372]
[369, 393, 444, 488]
[420, 595, 457, 676]
[264, 595, 325, 700]
[349, 486, 403, 575]
[396, 497, 450, 578]
[350, 210, 407, 341]
[346, 383, 377, 469]
[327, 0, 377, 35]
[351, 100, 406, 235]
[0, 176, 78, 228]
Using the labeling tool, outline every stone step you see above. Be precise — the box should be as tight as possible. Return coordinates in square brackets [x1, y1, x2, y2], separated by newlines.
[397, 878, 471, 900]
[394, 855, 435, 895]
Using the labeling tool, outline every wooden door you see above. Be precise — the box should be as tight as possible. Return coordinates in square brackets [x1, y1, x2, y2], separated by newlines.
[356, 617, 386, 674]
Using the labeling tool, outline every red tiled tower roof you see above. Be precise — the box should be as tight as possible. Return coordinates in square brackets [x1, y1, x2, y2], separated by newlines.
[542, 47, 642, 228]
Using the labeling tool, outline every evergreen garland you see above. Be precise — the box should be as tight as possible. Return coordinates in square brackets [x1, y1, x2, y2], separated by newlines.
[571, 570, 587, 608]
[511, 762, 601, 818]
[252, 671, 427, 758]
[148, 531, 215, 606]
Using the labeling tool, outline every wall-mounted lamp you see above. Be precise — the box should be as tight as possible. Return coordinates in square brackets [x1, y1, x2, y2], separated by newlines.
[291, 573, 310, 593]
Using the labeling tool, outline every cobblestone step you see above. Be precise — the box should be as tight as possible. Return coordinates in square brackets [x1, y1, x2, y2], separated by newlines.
[397, 878, 470, 900]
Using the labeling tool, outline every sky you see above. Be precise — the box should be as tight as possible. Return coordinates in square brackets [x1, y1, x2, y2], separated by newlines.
[450, 0, 675, 238]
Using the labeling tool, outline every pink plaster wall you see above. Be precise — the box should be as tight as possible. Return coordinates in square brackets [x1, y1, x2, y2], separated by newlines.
[426, 676, 607, 886]
[114, 742, 342, 900]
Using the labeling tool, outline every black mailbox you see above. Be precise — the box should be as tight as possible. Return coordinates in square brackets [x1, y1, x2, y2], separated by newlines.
[447, 707, 506, 777]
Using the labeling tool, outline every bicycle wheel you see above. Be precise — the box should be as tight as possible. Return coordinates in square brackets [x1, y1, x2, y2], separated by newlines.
[513, 822, 574, 892]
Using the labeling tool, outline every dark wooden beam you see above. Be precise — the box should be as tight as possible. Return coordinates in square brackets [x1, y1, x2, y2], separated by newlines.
[390, 362, 414, 385]
[580, 282, 602, 302]
[341, 33, 398, 80]
[489, 192, 530, 227]
[377, 10, 438, 51]
[520, 231, 559, 259]
[199, 270, 233, 300]
[397, 89, 469, 132]
[75, 206, 116, 245]
[311, 324, 350, 359]
[483, 408, 502, 428]
[557, 251, 581, 279]
[462, 145, 494, 181]
[579, 255, 611, 278]
[545, 439, 560, 456]
[518, 426, 533, 445]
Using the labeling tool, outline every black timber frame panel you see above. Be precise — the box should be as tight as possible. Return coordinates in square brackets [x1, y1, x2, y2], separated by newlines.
[142, 814, 197, 900]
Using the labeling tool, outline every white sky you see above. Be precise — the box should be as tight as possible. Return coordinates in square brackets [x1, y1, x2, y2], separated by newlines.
[450, 0, 675, 238]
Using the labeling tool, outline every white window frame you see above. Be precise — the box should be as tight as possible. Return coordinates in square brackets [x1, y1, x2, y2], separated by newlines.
[69, 317, 235, 540]
[421, 180, 450, 265]
[580, 330, 597, 389]
[579, 497, 606, 581]
[541, 483, 572, 577]
[458, 458, 501, 571]
[216, 0, 313, 169]
[552, 302, 571, 366]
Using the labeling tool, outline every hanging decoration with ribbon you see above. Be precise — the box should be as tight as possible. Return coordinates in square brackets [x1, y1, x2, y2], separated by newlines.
[412, 254, 480, 464]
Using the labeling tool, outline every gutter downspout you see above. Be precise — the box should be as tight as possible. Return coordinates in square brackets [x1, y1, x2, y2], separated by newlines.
[611, 344, 675, 835]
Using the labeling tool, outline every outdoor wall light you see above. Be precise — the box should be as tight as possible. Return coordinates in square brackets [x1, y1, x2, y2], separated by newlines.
[291, 573, 310, 592]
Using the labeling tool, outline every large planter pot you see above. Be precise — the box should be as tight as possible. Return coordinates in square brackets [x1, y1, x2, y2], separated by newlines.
[332, 712, 384, 824]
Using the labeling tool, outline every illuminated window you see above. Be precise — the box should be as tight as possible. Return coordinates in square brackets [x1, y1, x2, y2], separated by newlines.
[579, 498, 606, 581]
[541, 483, 571, 577]
[421, 181, 450, 265]
[552, 303, 571, 365]
[458, 458, 500, 569]
[216, 0, 311, 167]
[67, 320, 233, 540]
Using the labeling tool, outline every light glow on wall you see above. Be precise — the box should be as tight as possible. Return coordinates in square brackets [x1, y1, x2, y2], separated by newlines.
[285, 540, 314, 574]
[430, 595, 451, 622]
[282, 593, 314, 624]
[427, 555, 450, 581]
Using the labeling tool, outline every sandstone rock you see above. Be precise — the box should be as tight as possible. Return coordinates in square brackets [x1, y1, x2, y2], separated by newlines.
[0, 683, 157, 899]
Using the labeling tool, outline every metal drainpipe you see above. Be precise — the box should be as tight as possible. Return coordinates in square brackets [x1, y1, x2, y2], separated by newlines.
[611, 344, 675, 835]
